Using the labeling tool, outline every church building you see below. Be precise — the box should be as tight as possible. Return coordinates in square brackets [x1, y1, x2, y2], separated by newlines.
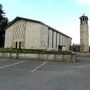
[4, 17, 72, 51]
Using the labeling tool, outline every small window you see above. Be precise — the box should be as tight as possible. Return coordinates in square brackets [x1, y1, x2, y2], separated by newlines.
[58, 45, 62, 51]
[16, 42, 17, 49]
[19, 42, 21, 49]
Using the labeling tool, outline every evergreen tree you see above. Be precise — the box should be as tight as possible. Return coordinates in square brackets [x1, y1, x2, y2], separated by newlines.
[0, 4, 8, 47]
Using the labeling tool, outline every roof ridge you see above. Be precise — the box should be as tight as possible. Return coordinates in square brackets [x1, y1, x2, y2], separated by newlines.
[5, 16, 72, 39]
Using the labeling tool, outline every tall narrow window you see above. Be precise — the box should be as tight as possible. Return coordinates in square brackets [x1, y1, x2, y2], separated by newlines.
[16, 42, 17, 49]
[65, 37, 67, 46]
[62, 36, 64, 46]
[59, 34, 60, 45]
[48, 29, 49, 47]
[19, 42, 21, 49]
[56, 33, 57, 48]
[52, 31, 54, 48]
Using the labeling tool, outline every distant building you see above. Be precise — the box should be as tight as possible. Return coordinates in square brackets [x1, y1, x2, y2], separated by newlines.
[70, 44, 90, 52]
[69, 44, 80, 52]
[5, 17, 72, 51]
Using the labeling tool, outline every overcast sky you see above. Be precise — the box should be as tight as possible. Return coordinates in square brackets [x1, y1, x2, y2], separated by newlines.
[1, 0, 90, 45]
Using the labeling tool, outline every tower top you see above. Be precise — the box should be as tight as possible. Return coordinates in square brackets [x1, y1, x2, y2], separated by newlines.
[80, 14, 88, 24]
[80, 15, 88, 20]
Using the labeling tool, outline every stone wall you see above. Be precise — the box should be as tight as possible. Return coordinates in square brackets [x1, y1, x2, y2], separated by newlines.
[80, 23, 89, 52]
[76, 52, 90, 57]
[25, 22, 41, 49]
[0, 52, 76, 62]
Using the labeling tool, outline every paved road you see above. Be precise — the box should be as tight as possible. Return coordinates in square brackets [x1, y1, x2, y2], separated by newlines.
[0, 57, 90, 90]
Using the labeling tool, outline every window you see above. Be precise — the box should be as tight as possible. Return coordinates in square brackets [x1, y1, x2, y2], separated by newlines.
[59, 34, 60, 45]
[56, 33, 57, 48]
[52, 31, 54, 48]
[16, 42, 17, 49]
[19, 42, 21, 49]
[48, 29, 49, 47]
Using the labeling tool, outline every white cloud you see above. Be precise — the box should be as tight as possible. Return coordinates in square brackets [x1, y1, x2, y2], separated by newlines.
[76, 0, 90, 5]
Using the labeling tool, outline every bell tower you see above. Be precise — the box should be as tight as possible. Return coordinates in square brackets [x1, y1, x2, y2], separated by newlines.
[80, 15, 89, 52]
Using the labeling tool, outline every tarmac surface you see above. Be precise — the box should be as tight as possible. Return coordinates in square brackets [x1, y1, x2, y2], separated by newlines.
[0, 57, 90, 90]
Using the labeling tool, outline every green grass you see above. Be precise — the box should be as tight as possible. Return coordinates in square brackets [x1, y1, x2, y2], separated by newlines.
[0, 48, 73, 55]
[0, 48, 11, 52]
[0, 48, 45, 53]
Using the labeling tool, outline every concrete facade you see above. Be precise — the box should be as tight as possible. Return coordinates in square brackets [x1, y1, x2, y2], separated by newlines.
[5, 17, 72, 51]
[0, 52, 76, 62]
[80, 15, 89, 52]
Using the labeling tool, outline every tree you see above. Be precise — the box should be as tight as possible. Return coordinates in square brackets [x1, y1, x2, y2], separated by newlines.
[0, 4, 8, 47]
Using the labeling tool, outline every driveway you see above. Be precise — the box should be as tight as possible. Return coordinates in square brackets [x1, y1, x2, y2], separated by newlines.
[0, 57, 90, 90]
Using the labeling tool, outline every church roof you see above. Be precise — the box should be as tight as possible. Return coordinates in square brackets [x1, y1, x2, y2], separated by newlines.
[5, 16, 72, 39]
